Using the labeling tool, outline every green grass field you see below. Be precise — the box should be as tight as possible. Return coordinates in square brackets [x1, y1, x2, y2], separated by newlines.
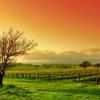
[7, 64, 100, 76]
[1, 64, 100, 100]
[5, 65, 100, 82]
[0, 78, 100, 100]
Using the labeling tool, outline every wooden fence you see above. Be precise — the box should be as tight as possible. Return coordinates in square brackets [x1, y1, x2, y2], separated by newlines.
[4, 72, 100, 84]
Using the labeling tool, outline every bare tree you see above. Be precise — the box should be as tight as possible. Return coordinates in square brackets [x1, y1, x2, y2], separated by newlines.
[0, 29, 37, 86]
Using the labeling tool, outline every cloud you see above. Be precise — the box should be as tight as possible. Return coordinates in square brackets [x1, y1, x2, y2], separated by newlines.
[17, 48, 100, 64]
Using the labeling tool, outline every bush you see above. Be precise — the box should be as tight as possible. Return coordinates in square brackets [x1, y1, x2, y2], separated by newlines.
[80, 61, 92, 68]
[94, 63, 100, 67]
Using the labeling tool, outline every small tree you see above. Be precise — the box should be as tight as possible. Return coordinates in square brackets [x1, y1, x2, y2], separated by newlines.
[94, 63, 100, 67]
[0, 29, 37, 86]
[79, 61, 92, 68]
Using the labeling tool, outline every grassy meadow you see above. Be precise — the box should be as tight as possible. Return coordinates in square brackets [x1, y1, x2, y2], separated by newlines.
[1, 64, 100, 100]
[1, 78, 100, 100]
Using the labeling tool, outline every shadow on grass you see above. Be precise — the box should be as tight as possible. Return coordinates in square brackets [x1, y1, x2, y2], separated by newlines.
[0, 84, 33, 97]
[38, 88, 100, 96]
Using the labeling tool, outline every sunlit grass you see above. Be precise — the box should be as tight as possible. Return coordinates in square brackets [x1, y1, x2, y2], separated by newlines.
[0, 78, 100, 100]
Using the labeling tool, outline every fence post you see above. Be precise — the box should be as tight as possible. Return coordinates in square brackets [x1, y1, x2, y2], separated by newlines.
[38, 73, 39, 78]
[61, 74, 63, 80]
[96, 77, 99, 84]
[28, 73, 31, 79]
[33, 73, 35, 78]
[78, 74, 80, 81]
[48, 74, 50, 80]
[21, 73, 24, 78]
[12, 73, 13, 78]
[8, 74, 9, 78]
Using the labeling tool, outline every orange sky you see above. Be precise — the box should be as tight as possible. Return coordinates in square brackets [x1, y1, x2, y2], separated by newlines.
[0, 0, 100, 52]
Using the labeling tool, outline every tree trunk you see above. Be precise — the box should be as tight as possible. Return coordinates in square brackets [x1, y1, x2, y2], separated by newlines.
[0, 73, 3, 86]
[0, 62, 8, 87]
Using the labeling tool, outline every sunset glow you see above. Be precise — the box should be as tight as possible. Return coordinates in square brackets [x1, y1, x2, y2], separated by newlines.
[0, 0, 100, 51]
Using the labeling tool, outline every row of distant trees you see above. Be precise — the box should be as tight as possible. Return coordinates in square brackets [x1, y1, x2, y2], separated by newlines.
[80, 61, 100, 68]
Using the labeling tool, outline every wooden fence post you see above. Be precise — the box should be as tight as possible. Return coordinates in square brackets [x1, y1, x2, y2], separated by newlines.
[38, 73, 39, 78]
[48, 74, 50, 80]
[61, 74, 63, 80]
[21, 73, 24, 78]
[12, 73, 14, 78]
[96, 77, 99, 84]
[33, 73, 35, 78]
[78, 74, 80, 81]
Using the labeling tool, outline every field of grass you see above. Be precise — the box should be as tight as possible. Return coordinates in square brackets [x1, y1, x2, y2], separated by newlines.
[5, 64, 100, 82]
[7, 64, 100, 75]
[1, 64, 100, 100]
[0, 78, 100, 100]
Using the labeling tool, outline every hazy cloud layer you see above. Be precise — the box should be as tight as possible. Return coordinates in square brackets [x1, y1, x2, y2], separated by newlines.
[17, 48, 100, 64]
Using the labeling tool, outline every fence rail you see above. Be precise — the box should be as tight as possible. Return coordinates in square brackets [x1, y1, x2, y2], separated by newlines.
[4, 72, 100, 84]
